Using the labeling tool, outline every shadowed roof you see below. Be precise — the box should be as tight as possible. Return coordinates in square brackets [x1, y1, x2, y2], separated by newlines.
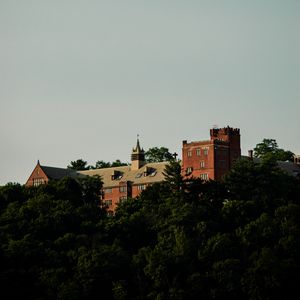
[40, 165, 78, 180]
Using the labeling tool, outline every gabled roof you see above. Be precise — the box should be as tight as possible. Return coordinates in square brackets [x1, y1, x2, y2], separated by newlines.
[79, 161, 168, 188]
[40, 165, 78, 180]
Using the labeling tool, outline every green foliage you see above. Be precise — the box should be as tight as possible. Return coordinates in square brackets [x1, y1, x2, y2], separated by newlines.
[145, 147, 175, 163]
[1, 158, 300, 299]
[254, 138, 294, 162]
[68, 159, 128, 171]
[67, 159, 90, 170]
[92, 159, 128, 169]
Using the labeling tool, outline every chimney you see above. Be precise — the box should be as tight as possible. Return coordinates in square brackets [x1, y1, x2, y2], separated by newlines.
[248, 150, 253, 159]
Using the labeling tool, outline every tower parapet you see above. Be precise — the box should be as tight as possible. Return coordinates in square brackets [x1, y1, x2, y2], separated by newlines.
[210, 126, 240, 141]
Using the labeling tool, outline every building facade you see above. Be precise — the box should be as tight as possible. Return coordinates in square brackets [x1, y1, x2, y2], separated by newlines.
[25, 126, 243, 212]
[181, 127, 241, 180]
[25, 160, 78, 187]
[79, 140, 168, 212]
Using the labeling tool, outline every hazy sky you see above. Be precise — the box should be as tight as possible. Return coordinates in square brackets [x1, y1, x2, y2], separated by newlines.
[1, 0, 299, 185]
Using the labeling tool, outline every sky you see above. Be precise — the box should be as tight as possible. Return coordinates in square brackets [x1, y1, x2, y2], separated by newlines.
[1, 0, 299, 185]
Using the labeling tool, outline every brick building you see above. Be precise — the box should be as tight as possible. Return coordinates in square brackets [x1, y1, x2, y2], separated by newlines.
[25, 126, 242, 212]
[25, 160, 78, 187]
[79, 140, 167, 212]
[181, 126, 241, 180]
[25, 139, 168, 213]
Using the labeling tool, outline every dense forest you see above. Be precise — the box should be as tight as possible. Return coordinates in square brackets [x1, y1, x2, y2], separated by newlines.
[0, 158, 299, 299]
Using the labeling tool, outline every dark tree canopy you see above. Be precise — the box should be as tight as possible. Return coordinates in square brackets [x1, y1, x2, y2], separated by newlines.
[92, 159, 128, 169]
[145, 146, 175, 163]
[254, 138, 294, 162]
[1, 156, 300, 299]
[67, 159, 90, 170]
[68, 159, 128, 170]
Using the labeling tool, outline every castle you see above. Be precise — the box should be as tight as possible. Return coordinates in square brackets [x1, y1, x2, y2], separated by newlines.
[25, 126, 241, 212]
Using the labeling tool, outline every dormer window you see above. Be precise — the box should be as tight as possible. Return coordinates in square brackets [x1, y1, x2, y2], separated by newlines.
[143, 166, 153, 176]
[111, 170, 123, 180]
[142, 166, 157, 177]
[149, 171, 157, 177]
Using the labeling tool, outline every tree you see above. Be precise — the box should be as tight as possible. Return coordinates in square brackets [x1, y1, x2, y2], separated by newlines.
[111, 160, 128, 167]
[91, 160, 128, 169]
[0, 177, 107, 300]
[93, 160, 111, 169]
[254, 139, 294, 162]
[145, 147, 175, 163]
[163, 160, 185, 192]
[68, 159, 90, 170]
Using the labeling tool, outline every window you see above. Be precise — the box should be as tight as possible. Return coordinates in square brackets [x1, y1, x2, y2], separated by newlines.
[119, 186, 127, 193]
[104, 200, 112, 207]
[111, 171, 123, 180]
[137, 184, 146, 191]
[119, 196, 127, 203]
[33, 178, 44, 186]
[186, 167, 193, 174]
[200, 161, 205, 168]
[149, 171, 157, 177]
[104, 188, 112, 194]
[203, 148, 209, 155]
[187, 150, 192, 157]
[200, 173, 208, 180]
[196, 149, 201, 156]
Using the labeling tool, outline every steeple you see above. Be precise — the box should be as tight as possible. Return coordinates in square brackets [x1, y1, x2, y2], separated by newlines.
[131, 136, 145, 170]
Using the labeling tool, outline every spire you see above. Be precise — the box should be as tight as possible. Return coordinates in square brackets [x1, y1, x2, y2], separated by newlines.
[132, 134, 144, 153]
[131, 135, 145, 170]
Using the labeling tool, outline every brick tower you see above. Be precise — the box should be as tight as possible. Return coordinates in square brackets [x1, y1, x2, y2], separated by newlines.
[182, 126, 241, 180]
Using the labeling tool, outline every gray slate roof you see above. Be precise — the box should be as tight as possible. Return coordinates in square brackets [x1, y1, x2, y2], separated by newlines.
[41, 166, 78, 180]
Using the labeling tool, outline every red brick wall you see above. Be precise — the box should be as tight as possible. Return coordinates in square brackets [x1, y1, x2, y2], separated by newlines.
[182, 141, 215, 180]
[182, 127, 241, 181]
[210, 127, 241, 168]
[214, 144, 230, 180]
[131, 184, 148, 198]
[102, 181, 132, 212]
[25, 163, 49, 187]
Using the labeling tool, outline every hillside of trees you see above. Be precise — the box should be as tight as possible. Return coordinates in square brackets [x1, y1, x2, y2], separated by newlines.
[0, 158, 300, 299]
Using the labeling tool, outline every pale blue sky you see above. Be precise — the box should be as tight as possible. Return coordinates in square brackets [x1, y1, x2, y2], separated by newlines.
[1, 0, 299, 184]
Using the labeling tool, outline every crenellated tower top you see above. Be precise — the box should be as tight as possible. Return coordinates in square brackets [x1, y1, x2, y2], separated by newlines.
[210, 126, 240, 141]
